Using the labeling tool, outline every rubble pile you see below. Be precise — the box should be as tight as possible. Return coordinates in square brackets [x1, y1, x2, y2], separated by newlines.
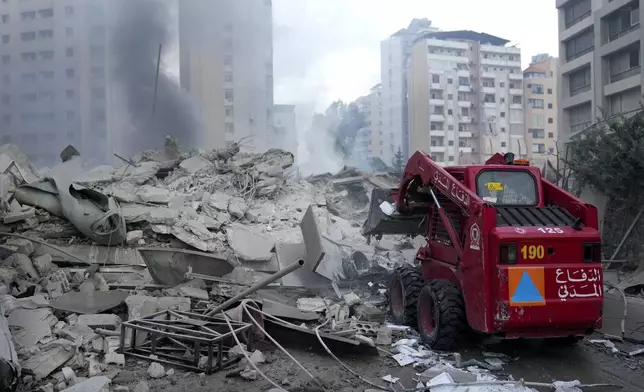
[0, 139, 617, 391]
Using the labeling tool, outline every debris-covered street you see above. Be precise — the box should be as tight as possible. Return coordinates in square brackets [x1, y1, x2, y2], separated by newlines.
[0, 139, 639, 392]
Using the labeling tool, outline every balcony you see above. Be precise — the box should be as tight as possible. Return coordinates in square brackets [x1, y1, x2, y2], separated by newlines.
[609, 23, 640, 43]
[458, 131, 472, 138]
[430, 114, 445, 121]
[482, 86, 496, 94]
[570, 83, 591, 97]
[509, 88, 523, 95]
[459, 147, 473, 153]
[431, 83, 443, 90]
[483, 102, 496, 109]
[610, 65, 641, 83]
[510, 118, 523, 124]
[458, 85, 471, 92]
[510, 103, 523, 109]
[509, 73, 522, 80]
[482, 71, 496, 79]
[570, 121, 592, 134]
[430, 130, 446, 136]
[429, 99, 444, 106]
[458, 116, 471, 123]
[430, 146, 447, 153]
[457, 69, 470, 77]
[565, 11, 591, 29]
[458, 100, 472, 108]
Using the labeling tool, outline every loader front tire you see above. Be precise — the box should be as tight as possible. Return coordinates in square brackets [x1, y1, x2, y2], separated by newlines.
[417, 280, 467, 351]
[389, 265, 423, 326]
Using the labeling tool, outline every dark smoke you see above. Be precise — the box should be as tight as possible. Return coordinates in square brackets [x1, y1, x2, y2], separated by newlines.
[111, 0, 200, 154]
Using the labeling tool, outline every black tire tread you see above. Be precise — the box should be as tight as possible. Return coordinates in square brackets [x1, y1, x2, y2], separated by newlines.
[420, 279, 467, 351]
[390, 265, 423, 326]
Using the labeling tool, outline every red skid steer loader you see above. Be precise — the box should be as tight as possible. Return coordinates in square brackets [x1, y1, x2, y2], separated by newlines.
[363, 151, 603, 350]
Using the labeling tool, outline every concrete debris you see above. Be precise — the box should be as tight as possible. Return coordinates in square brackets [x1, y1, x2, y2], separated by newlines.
[147, 362, 165, 378]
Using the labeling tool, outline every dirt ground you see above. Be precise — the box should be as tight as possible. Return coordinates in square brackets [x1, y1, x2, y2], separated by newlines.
[105, 334, 644, 392]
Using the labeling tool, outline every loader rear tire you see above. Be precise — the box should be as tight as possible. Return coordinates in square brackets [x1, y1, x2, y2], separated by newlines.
[417, 279, 467, 351]
[389, 265, 423, 326]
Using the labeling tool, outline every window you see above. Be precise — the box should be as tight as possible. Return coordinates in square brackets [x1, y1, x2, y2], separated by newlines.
[65, 6, 74, 16]
[547, 103, 553, 109]
[512, 95, 522, 104]
[448, 109, 453, 115]
[21, 52, 36, 62]
[447, 78, 453, 84]
[532, 143, 546, 154]
[501, 142, 507, 147]
[461, 107, 469, 116]
[224, 89, 234, 101]
[447, 94, 453, 99]
[548, 117, 553, 124]
[500, 98, 505, 103]
[569, 66, 591, 95]
[458, 77, 469, 86]
[501, 127, 506, 133]
[565, 29, 594, 61]
[548, 132, 554, 138]
[433, 106, 444, 115]
[39, 50, 54, 60]
[21, 11, 35, 21]
[457, 93, 467, 101]
[2, 35, 8, 44]
[1, 15, 8, 24]
[448, 140, 454, 146]
[532, 114, 545, 127]
[483, 94, 495, 103]
[500, 112, 506, 118]
[547, 88, 553, 94]
[66, 47, 74, 57]
[530, 129, 545, 138]
[564, 0, 591, 28]
[38, 9, 54, 18]
[224, 72, 233, 83]
[38, 30, 53, 39]
[91, 88, 105, 99]
[476, 170, 538, 205]
[448, 156, 454, 162]
[531, 84, 544, 94]
[90, 45, 104, 58]
[225, 124, 234, 134]
[21, 72, 36, 82]
[500, 82, 505, 88]
[91, 66, 105, 79]
[21, 32, 36, 42]
[432, 74, 440, 83]
[66, 68, 74, 78]
[66, 90, 74, 98]
[224, 56, 232, 66]
[40, 70, 53, 79]
[39, 91, 54, 101]
[225, 107, 233, 117]
[528, 99, 544, 108]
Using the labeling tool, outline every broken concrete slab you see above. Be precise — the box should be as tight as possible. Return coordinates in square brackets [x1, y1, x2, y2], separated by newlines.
[3, 207, 35, 224]
[0, 266, 18, 286]
[78, 314, 121, 330]
[32, 254, 54, 276]
[51, 290, 129, 314]
[178, 286, 209, 300]
[8, 308, 55, 348]
[179, 155, 214, 174]
[32, 243, 145, 266]
[60, 375, 110, 392]
[227, 197, 247, 219]
[275, 242, 330, 288]
[227, 226, 274, 262]
[138, 247, 235, 286]
[21, 339, 75, 380]
[135, 186, 171, 204]
[208, 192, 230, 211]
[6, 253, 39, 280]
[5, 238, 34, 256]
[120, 204, 179, 225]
[125, 230, 143, 245]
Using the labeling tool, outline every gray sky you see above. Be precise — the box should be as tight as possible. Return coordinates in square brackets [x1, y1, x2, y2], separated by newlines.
[273, 0, 559, 110]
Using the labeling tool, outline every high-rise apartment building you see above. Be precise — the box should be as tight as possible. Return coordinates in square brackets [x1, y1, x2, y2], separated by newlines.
[0, 1, 112, 166]
[178, 0, 273, 151]
[354, 84, 383, 162]
[556, 0, 642, 144]
[407, 31, 525, 166]
[523, 54, 558, 167]
[381, 19, 438, 163]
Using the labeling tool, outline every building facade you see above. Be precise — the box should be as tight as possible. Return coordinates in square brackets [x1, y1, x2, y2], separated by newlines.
[407, 31, 525, 166]
[523, 54, 559, 167]
[0, 0, 113, 166]
[557, 0, 643, 144]
[179, 0, 273, 151]
[354, 84, 383, 162]
[380, 19, 438, 163]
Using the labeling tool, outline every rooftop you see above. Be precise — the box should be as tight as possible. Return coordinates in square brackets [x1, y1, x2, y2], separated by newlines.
[413, 30, 510, 46]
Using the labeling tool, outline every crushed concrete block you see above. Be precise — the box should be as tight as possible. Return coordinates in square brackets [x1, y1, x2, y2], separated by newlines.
[6, 238, 34, 255]
[0, 266, 18, 285]
[91, 336, 104, 353]
[22, 339, 76, 380]
[104, 352, 125, 367]
[179, 155, 214, 174]
[226, 226, 274, 262]
[6, 253, 39, 280]
[147, 362, 164, 379]
[46, 280, 63, 299]
[78, 314, 121, 330]
[296, 297, 328, 313]
[59, 376, 110, 392]
[57, 382, 67, 391]
[3, 207, 35, 224]
[343, 292, 361, 307]
[103, 336, 120, 353]
[178, 286, 209, 300]
[354, 304, 386, 323]
[227, 197, 247, 219]
[33, 254, 54, 275]
[208, 192, 230, 211]
[165, 368, 175, 377]
[375, 327, 392, 346]
[125, 230, 143, 245]
[136, 186, 171, 204]
[133, 381, 149, 392]
[61, 367, 76, 382]
[88, 354, 103, 377]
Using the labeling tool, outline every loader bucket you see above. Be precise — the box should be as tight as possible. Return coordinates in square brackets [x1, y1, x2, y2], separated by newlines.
[362, 188, 428, 237]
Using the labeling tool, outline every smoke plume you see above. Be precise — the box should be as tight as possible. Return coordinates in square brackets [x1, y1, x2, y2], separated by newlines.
[111, 0, 201, 154]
